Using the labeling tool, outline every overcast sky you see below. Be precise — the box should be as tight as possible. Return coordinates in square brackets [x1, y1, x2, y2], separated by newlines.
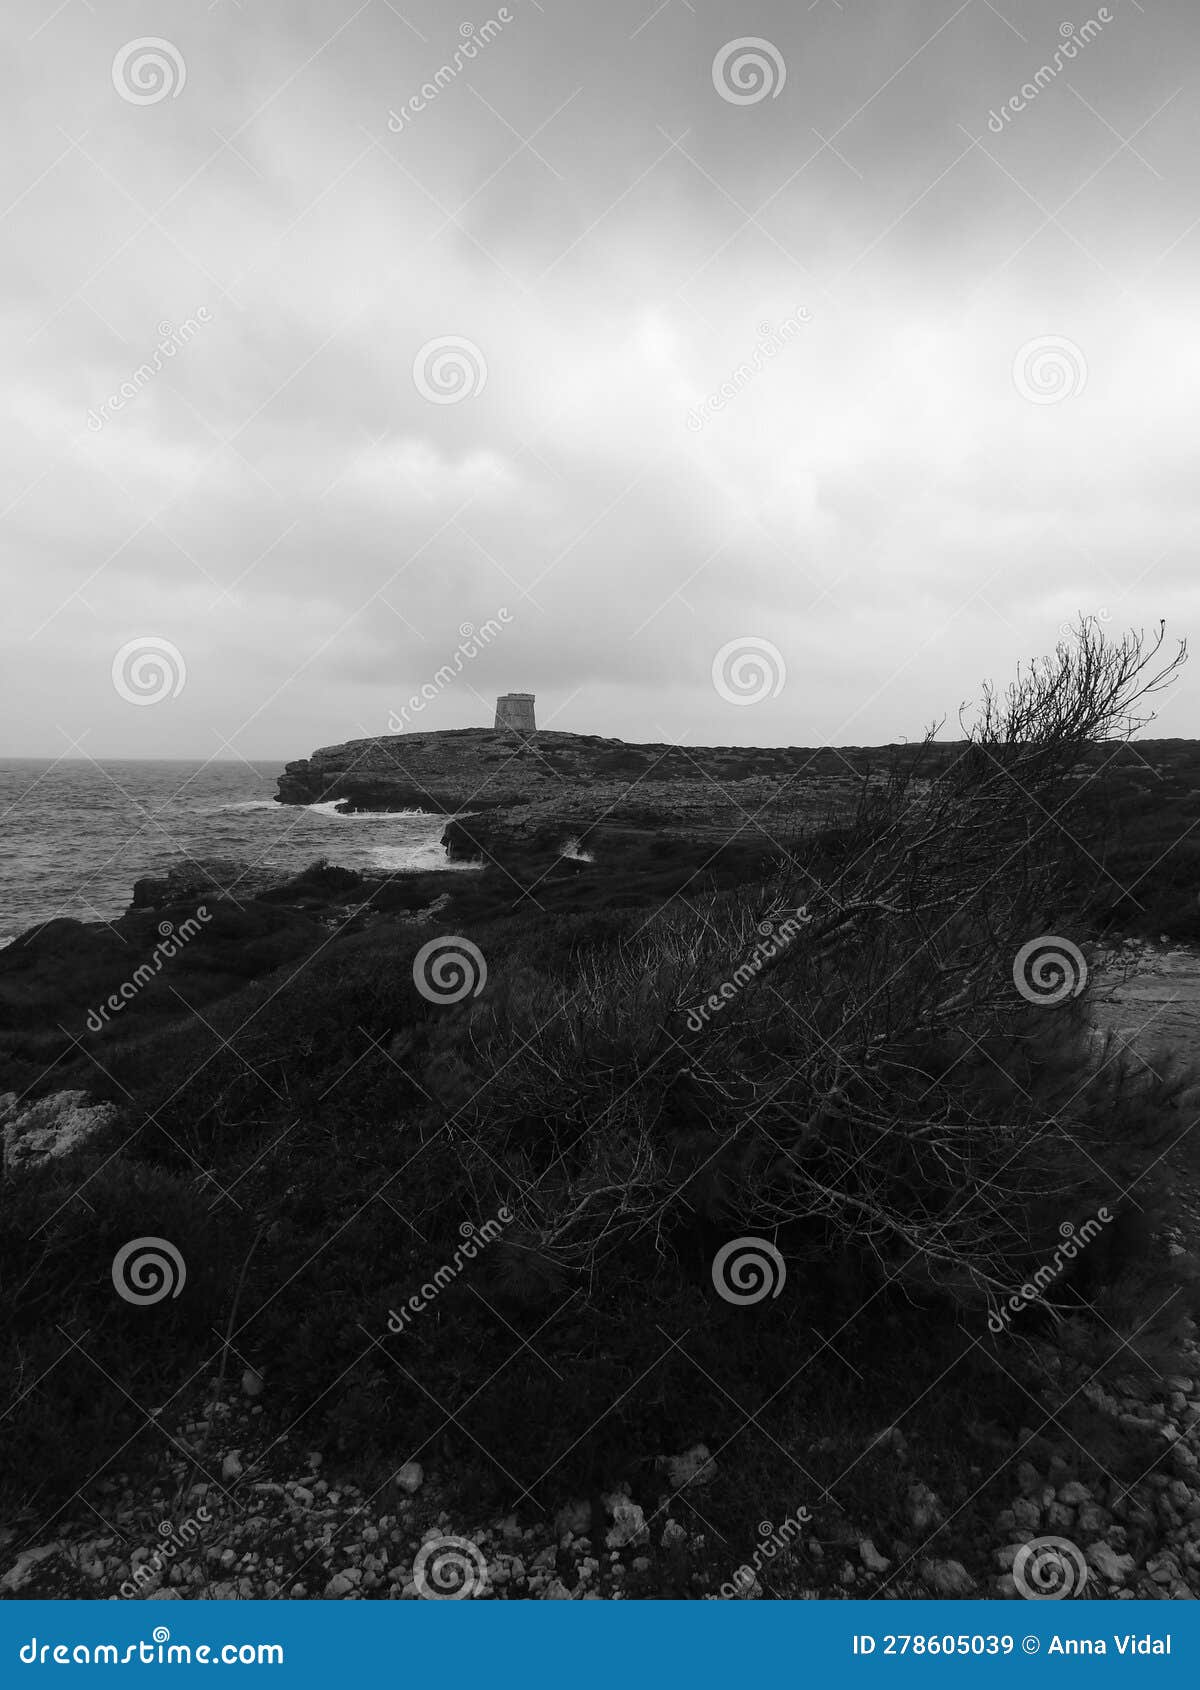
[3, 0, 1198, 758]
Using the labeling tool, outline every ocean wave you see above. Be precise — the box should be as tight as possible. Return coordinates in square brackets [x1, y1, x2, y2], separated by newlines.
[369, 845, 480, 872]
[304, 801, 441, 822]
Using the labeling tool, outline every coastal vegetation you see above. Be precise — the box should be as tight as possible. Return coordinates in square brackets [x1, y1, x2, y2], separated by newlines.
[2, 621, 1199, 1597]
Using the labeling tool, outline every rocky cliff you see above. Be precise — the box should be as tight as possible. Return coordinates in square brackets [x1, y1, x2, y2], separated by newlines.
[275, 728, 880, 856]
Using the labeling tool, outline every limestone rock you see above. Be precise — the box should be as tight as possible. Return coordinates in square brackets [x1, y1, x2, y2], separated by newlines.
[1, 1091, 117, 1172]
[663, 1444, 717, 1490]
[1087, 1543, 1136, 1585]
[554, 1499, 591, 1537]
[395, 1462, 423, 1495]
[921, 1558, 976, 1596]
[603, 1494, 647, 1549]
[907, 1482, 944, 1533]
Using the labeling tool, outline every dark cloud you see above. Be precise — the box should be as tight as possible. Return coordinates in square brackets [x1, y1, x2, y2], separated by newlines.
[3, 0, 1198, 754]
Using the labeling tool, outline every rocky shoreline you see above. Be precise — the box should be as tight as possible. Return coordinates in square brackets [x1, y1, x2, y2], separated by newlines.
[6, 732, 1200, 1604]
[275, 728, 882, 862]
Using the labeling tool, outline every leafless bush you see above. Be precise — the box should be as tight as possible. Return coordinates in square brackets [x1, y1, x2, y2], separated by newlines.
[437, 621, 1187, 1306]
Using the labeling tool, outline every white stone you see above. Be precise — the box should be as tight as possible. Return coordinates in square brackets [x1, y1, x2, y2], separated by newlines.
[663, 1444, 717, 1490]
[395, 1462, 423, 1495]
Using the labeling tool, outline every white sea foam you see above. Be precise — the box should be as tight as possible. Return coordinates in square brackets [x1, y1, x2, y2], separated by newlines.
[304, 801, 439, 821]
[370, 844, 479, 872]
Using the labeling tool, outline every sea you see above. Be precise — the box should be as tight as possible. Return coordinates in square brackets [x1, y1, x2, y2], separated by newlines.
[0, 759, 476, 943]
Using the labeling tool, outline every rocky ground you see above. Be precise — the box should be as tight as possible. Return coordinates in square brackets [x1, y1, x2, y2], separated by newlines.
[4, 943, 1199, 1603]
[4, 1328, 1199, 1601]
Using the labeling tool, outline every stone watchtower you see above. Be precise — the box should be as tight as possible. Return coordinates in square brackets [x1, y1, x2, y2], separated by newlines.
[494, 692, 536, 734]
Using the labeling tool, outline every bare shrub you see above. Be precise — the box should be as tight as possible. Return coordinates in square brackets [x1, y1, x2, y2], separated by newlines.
[432, 621, 1188, 1306]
